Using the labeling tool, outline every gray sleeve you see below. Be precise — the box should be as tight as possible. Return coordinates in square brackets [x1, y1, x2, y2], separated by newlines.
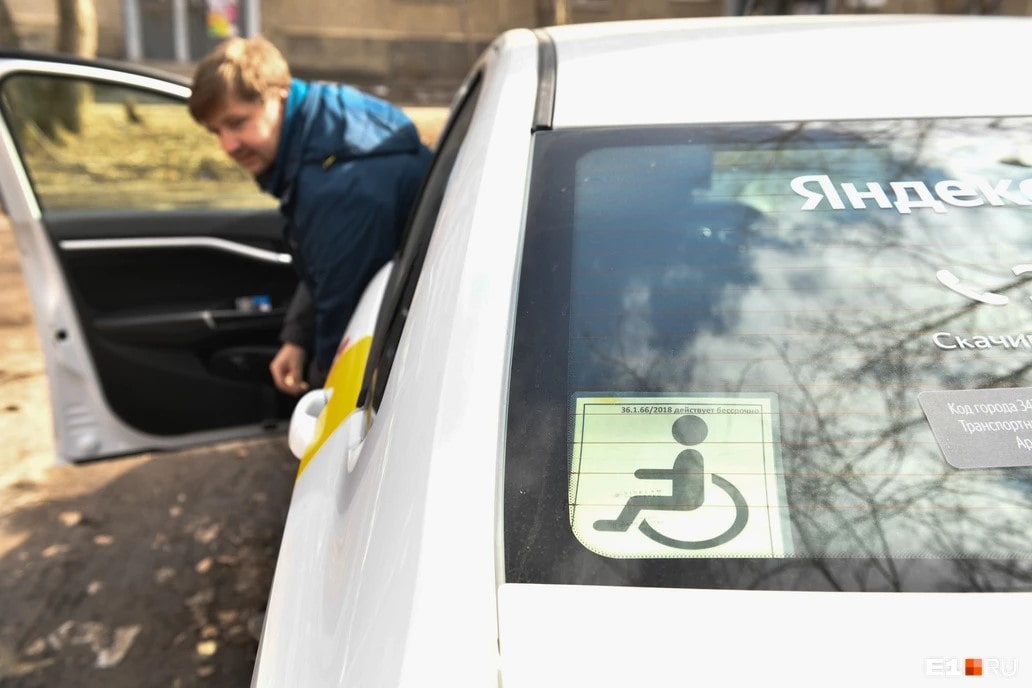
[279, 282, 315, 348]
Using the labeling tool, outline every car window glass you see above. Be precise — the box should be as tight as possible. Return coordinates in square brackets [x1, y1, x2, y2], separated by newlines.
[364, 71, 483, 411]
[0, 73, 276, 212]
[506, 116, 1032, 592]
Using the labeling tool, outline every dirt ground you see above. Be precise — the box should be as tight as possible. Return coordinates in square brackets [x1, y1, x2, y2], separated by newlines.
[0, 108, 448, 687]
[0, 213, 298, 688]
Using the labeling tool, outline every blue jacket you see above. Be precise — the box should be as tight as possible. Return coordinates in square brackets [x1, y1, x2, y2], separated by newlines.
[259, 79, 432, 370]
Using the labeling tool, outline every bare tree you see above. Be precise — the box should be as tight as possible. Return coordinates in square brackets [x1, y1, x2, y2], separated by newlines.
[0, 0, 19, 48]
[57, 0, 97, 56]
[554, 0, 570, 24]
[1, 0, 97, 143]
[53, 0, 98, 134]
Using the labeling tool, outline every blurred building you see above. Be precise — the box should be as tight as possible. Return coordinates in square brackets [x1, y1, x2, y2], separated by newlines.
[5, 0, 1031, 103]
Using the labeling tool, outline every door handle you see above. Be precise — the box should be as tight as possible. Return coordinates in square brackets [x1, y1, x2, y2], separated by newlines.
[288, 389, 328, 459]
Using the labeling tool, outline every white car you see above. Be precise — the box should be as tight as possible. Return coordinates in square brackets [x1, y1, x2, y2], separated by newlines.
[3, 14, 1032, 688]
[256, 15, 1032, 688]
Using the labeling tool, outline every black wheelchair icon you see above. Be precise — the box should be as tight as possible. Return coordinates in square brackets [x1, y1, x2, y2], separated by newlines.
[593, 414, 749, 549]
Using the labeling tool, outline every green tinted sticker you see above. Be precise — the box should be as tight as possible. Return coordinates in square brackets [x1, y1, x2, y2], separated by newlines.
[569, 394, 791, 558]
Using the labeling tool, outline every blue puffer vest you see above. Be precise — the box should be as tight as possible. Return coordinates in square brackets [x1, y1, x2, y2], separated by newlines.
[259, 79, 432, 369]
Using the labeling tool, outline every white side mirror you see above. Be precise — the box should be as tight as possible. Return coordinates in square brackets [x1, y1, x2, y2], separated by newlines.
[288, 388, 329, 459]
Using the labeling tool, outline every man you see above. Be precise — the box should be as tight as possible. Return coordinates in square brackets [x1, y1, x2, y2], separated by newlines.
[188, 36, 432, 395]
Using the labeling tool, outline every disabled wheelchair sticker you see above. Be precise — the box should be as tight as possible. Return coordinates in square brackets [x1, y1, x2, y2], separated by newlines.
[569, 394, 791, 558]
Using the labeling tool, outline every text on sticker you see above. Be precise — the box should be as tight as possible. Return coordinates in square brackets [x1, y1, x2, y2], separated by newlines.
[791, 175, 1032, 213]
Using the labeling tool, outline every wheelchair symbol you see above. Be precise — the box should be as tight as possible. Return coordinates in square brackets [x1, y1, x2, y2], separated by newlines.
[593, 414, 749, 549]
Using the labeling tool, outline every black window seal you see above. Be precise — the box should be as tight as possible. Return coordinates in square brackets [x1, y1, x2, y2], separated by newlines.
[531, 28, 556, 133]
[356, 69, 485, 413]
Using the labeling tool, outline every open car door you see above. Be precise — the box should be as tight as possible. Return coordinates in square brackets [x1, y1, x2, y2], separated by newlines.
[0, 53, 297, 462]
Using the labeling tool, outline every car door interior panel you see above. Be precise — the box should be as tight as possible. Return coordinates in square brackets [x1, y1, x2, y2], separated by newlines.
[44, 212, 297, 435]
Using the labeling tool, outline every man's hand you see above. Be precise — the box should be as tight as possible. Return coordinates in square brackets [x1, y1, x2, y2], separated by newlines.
[270, 342, 310, 396]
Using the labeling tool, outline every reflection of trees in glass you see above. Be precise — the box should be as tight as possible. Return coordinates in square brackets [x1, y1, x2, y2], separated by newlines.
[771, 259, 1032, 582]
[53, 0, 98, 135]
[569, 142, 780, 391]
[568, 117, 1032, 591]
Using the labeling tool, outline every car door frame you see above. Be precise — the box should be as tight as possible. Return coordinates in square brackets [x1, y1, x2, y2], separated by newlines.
[0, 54, 291, 462]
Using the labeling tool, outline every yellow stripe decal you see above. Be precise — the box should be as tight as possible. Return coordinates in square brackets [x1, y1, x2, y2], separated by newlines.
[296, 335, 373, 479]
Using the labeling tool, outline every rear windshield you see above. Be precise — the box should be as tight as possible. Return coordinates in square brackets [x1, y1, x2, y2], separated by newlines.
[505, 117, 1032, 592]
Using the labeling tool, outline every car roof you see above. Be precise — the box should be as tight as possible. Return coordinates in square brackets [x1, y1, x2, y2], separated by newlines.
[538, 15, 1032, 127]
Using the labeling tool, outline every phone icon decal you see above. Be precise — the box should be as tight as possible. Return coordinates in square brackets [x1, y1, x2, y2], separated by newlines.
[935, 269, 1009, 306]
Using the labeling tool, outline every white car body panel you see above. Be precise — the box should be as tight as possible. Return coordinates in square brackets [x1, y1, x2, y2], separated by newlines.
[498, 584, 1025, 687]
[550, 16, 1032, 126]
[0, 60, 274, 462]
[257, 16, 1032, 687]
[253, 28, 540, 687]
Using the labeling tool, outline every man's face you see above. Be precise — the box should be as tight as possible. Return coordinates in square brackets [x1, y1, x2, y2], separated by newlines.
[203, 89, 287, 177]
